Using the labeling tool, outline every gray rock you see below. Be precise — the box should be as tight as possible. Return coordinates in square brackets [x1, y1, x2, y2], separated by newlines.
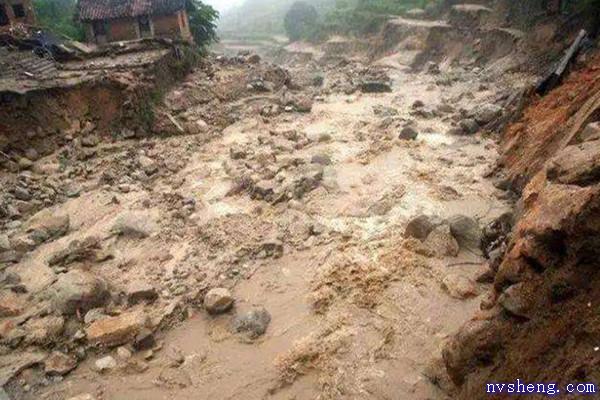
[94, 355, 117, 372]
[133, 327, 156, 350]
[424, 225, 460, 257]
[580, 122, 600, 142]
[0, 235, 10, 252]
[204, 288, 234, 314]
[229, 145, 247, 160]
[311, 154, 331, 165]
[359, 81, 392, 93]
[24, 148, 39, 161]
[17, 158, 33, 170]
[459, 118, 479, 135]
[442, 274, 478, 299]
[233, 307, 271, 339]
[138, 156, 158, 175]
[447, 215, 482, 252]
[111, 211, 158, 238]
[83, 308, 107, 324]
[399, 126, 418, 140]
[474, 104, 502, 125]
[14, 187, 32, 201]
[498, 283, 531, 318]
[81, 136, 100, 148]
[50, 270, 110, 315]
[126, 281, 158, 305]
[405, 214, 444, 240]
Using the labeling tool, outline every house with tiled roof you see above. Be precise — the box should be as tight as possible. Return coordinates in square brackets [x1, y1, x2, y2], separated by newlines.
[77, 0, 192, 44]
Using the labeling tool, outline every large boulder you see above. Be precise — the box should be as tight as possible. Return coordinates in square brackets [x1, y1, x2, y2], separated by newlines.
[424, 225, 460, 257]
[448, 215, 483, 252]
[405, 214, 444, 240]
[50, 270, 109, 315]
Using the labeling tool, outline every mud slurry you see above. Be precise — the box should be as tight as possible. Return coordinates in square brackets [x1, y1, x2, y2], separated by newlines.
[15, 51, 513, 400]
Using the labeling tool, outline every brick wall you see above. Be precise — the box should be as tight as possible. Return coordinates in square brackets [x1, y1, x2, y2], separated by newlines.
[108, 18, 139, 42]
[152, 13, 180, 38]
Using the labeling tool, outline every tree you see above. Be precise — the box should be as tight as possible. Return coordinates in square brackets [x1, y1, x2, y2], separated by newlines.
[284, 1, 319, 41]
[186, 0, 219, 48]
[33, 0, 84, 40]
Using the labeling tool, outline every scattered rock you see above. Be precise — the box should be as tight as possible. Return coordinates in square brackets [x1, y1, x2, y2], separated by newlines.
[442, 274, 478, 299]
[47, 236, 102, 267]
[424, 225, 460, 257]
[498, 283, 531, 319]
[81, 135, 100, 147]
[447, 215, 482, 252]
[116, 346, 132, 360]
[399, 126, 418, 140]
[133, 327, 156, 351]
[0, 351, 46, 386]
[0, 291, 25, 317]
[204, 288, 234, 314]
[86, 310, 146, 347]
[50, 270, 109, 315]
[474, 103, 502, 125]
[111, 211, 158, 238]
[405, 214, 444, 240]
[24, 316, 65, 345]
[229, 145, 247, 160]
[44, 351, 77, 376]
[311, 154, 331, 166]
[232, 307, 271, 339]
[359, 81, 391, 93]
[67, 395, 96, 400]
[94, 355, 117, 372]
[459, 118, 479, 135]
[126, 281, 158, 305]
[27, 210, 70, 239]
[579, 121, 600, 142]
[0, 235, 10, 252]
[138, 156, 158, 175]
[84, 308, 107, 324]
[412, 100, 425, 109]
[17, 158, 33, 170]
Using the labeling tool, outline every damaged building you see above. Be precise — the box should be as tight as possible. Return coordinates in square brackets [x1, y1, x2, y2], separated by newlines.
[77, 0, 192, 45]
[0, 0, 35, 27]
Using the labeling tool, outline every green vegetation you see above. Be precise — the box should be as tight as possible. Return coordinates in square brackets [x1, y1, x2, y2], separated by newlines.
[33, 0, 84, 40]
[186, 0, 220, 48]
[284, 2, 320, 41]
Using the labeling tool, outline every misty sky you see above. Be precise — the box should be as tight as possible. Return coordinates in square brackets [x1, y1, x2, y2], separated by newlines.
[203, 0, 245, 13]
